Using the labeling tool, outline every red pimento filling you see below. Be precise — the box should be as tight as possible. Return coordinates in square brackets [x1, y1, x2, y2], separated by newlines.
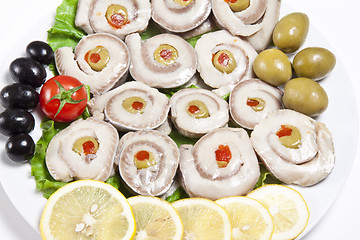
[160, 49, 172, 60]
[82, 141, 96, 155]
[135, 150, 150, 161]
[246, 98, 259, 107]
[109, 13, 129, 28]
[90, 53, 101, 63]
[132, 101, 144, 110]
[217, 53, 230, 67]
[84, 51, 101, 64]
[276, 125, 293, 138]
[215, 145, 232, 168]
[225, 0, 238, 3]
[188, 105, 200, 114]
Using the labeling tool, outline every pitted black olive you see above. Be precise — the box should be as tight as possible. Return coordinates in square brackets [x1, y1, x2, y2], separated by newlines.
[9, 57, 46, 88]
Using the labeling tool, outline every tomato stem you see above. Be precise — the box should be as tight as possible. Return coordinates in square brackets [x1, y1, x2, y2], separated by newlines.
[47, 80, 85, 118]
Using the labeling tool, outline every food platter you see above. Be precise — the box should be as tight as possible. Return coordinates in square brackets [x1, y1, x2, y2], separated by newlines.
[0, 0, 359, 239]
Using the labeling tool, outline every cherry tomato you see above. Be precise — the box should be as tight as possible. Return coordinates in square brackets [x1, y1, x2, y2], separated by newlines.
[39, 75, 87, 122]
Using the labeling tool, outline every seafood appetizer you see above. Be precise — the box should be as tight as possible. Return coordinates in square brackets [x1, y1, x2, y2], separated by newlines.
[55, 33, 130, 95]
[251, 109, 335, 186]
[87, 81, 170, 131]
[179, 128, 260, 200]
[45, 117, 119, 182]
[195, 30, 257, 95]
[75, 0, 151, 39]
[229, 78, 283, 130]
[118, 130, 180, 196]
[170, 88, 229, 138]
[212, 0, 281, 51]
[125, 33, 197, 88]
[151, 0, 211, 33]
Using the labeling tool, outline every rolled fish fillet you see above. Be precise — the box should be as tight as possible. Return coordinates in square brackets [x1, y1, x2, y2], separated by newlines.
[170, 88, 229, 138]
[46, 117, 119, 182]
[152, 0, 211, 33]
[55, 33, 130, 96]
[245, 0, 281, 52]
[118, 130, 180, 196]
[87, 81, 170, 131]
[195, 30, 257, 93]
[125, 33, 197, 88]
[229, 78, 283, 130]
[250, 109, 335, 186]
[75, 0, 151, 39]
[212, 0, 267, 36]
[179, 128, 260, 200]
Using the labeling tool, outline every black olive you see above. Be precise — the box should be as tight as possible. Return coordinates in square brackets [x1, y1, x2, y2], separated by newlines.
[5, 133, 35, 162]
[9, 57, 46, 88]
[26, 41, 54, 65]
[0, 109, 35, 136]
[0, 83, 39, 110]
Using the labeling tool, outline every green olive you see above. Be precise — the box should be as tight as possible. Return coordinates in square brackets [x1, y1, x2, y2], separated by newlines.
[283, 77, 328, 117]
[122, 96, 147, 114]
[106, 4, 128, 29]
[134, 150, 156, 169]
[252, 49, 292, 86]
[227, 0, 250, 12]
[247, 97, 265, 112]
[273, 12, 309, 53]
[276, 125, 302, 149]
[212, 50, 237, 74]
[293, 47, 336, 80]
[85, 46, 110, 71]
[154, 44, 178, 66]
[73, 136, 99, 156]
[186, 100, 210, 119]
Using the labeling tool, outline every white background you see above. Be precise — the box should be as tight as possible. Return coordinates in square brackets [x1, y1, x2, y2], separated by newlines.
[1, 0, 360, 239]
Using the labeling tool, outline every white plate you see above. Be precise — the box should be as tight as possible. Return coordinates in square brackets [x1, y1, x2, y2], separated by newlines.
[0, 0, 358, 239]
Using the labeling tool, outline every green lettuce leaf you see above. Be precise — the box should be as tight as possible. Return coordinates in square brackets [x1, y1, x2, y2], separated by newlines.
[140, 20, 164, 40]
[30, 119, 69, 198]
[47, 0, 85, 73]
[166, 187, 189, 203]
[186, 35, 203, 48]
[159, 84, 198, 99]
[47, 0, 85, 51]
[255, 163, 283, 189]
[169, 129, 199, 147]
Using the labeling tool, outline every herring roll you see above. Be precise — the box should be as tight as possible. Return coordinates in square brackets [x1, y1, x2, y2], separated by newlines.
[229, 78, 283, 130]
[125, 33, 197, 88]
[195, 30, 257, 93]
[151, 0, 211, 33]
[75, 0, 151, 39]
[245, 0, 281, 52]
[212, 0, 266, 36]
[179, 128, 260, 200]
[118, 130, 180, 196]
[170, 88, 229, 138]
[55, 33, 130, 96]
[87, 81, 170, 131]
[250, 109, 335, 186]
[45, 118, 119, 182]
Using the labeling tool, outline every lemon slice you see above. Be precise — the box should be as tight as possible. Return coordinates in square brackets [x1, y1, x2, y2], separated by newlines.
[216, 196, 274, 240]
[127, 195, 183, 239]
[172, 198, 232, 240]
[247, 184, 309, 240]
[40, 180, 136, 240]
